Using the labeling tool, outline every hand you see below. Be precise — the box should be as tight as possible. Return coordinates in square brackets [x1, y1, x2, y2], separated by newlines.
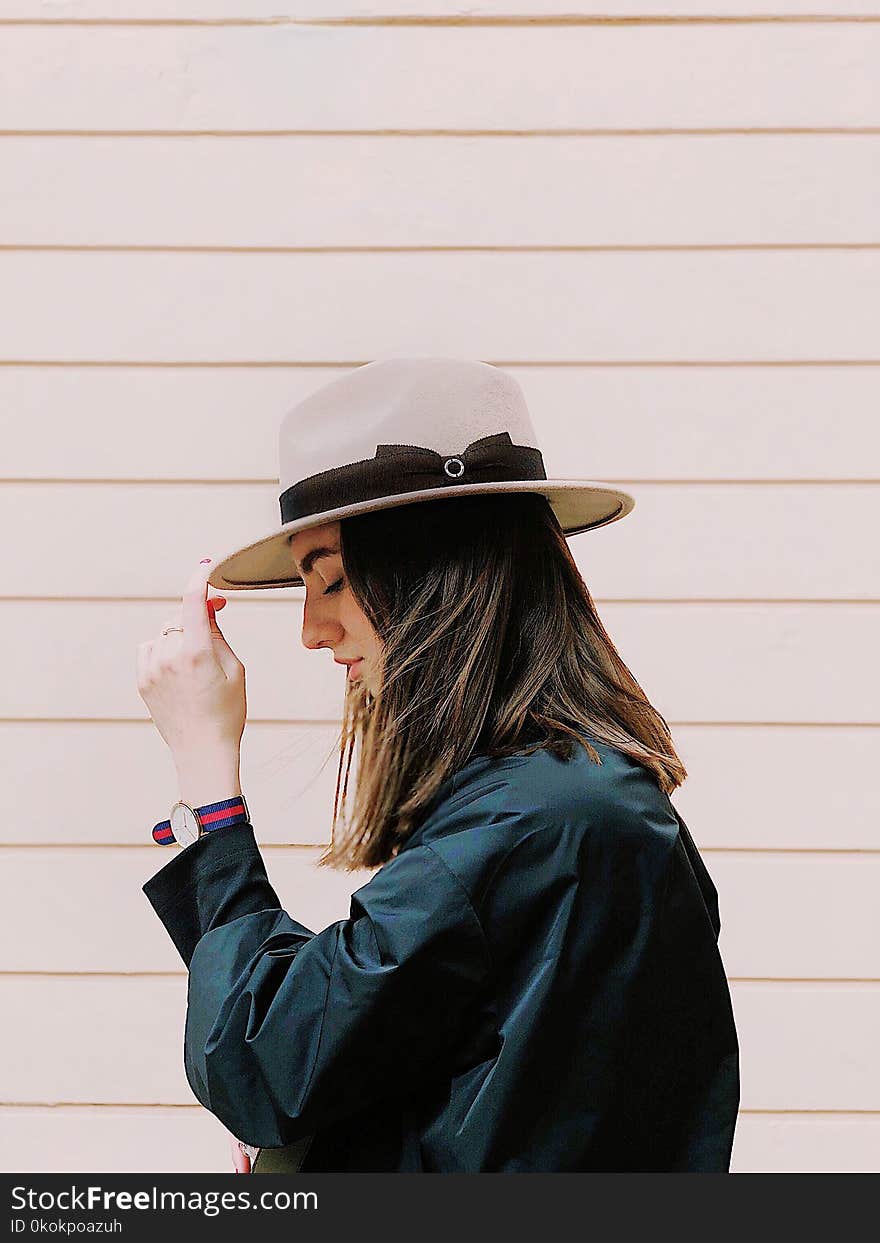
[229, 1133, 253, 1174]
[136, 560, 247, 773]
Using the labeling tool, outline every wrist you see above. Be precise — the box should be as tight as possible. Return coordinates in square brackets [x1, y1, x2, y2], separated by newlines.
[174, 753, 241, 810]
[177, 777, 242, 809]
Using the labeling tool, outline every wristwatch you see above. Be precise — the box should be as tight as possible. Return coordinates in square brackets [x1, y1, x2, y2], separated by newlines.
[152, 794, 250, 847]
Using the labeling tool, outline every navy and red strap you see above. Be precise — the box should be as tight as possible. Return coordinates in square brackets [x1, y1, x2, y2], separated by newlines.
[152, 795, 250, 846]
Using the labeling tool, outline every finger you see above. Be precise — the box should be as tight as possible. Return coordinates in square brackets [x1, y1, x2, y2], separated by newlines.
[206, 599, 227, 641]
[207, 597, 239, 668]
[156, 615, 184, 667]
[181, 559, 216, 651]
[160, 612, 183, 635]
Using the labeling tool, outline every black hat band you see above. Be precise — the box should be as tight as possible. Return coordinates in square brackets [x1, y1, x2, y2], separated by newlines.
[279, 431, 547, 526]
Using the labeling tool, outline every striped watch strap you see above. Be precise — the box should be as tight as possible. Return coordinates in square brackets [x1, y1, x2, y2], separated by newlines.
[152, 795, 250, 846]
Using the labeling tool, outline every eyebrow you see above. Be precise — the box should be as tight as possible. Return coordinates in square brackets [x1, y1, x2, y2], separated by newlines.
[294, 543, 341, 577]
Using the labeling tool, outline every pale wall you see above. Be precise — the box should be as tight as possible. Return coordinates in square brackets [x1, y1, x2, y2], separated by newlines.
[1, 2, 878, 1174]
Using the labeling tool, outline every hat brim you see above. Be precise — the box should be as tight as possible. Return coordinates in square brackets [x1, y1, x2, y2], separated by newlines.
[208, 480, 636, 591]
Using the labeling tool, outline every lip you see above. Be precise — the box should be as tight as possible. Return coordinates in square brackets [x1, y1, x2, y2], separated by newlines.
[334, 656, 364, 680]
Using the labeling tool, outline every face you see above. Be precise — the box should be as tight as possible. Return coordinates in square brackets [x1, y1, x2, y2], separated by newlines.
[290, 520, 381, 695]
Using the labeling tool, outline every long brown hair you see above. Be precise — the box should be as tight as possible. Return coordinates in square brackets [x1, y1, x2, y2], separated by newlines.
[318, 491, 686, 872]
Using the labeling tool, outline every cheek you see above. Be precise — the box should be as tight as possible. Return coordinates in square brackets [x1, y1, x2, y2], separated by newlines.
[340, 597, 368, 636]
[347, 607, 379, 657]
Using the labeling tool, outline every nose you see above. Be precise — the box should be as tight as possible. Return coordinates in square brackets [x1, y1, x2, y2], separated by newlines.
[300, 598, 344, 653]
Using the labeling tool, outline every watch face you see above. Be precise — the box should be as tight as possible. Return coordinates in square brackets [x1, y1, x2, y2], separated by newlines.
[170, 802, 201, 848]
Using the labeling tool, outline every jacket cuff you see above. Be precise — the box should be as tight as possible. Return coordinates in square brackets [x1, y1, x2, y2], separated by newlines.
[142, 822, 284, 966]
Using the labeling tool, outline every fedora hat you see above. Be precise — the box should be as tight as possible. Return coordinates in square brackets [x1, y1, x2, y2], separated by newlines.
[208, 357, 635, 592]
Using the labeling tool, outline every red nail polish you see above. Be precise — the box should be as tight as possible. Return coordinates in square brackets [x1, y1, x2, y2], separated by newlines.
[200, 558, 212, 565]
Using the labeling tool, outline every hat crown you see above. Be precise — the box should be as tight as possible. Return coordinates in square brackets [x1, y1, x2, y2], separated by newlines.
[278, 357, 538, 489]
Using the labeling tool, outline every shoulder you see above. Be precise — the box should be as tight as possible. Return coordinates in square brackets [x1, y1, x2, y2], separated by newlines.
[406, 740, 682, 899]
[414, 740, 678, 844]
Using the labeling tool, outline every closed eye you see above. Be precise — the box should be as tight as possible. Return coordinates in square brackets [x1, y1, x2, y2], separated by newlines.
[323, 577, 344, 596]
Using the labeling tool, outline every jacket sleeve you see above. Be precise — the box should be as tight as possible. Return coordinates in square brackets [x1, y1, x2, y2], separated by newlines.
[142, 823, 493, 1148]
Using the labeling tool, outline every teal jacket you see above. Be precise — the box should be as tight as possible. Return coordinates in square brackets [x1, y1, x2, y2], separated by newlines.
[143, 741, 739, 1171]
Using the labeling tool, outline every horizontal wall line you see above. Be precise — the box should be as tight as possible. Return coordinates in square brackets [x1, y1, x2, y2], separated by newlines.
[5, 243, 880, 254]
[1, 1102, 202, 1110]
[728, 978, 880, 984]
[4, 478, 880, 487]
[3, 128, 880, 139]
[3, 718, 879, 728]
[738, 1109, 880, 1116]
[2, 15, 880, 29]
[3, 595, 880, 606]
[2, 1102, 877, 1115]
[3, 716, 338, 726]
[0, 842, 325, 852]
[1, 843, 876, 856]
[1, 971, 876, 983]
[5, 359, 880, 369]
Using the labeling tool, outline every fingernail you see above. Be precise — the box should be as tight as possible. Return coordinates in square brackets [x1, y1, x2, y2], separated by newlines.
[200, 558, 212, 565]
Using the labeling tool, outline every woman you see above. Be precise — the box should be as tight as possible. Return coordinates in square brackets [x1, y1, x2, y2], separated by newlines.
[138, 357, 739, 1173]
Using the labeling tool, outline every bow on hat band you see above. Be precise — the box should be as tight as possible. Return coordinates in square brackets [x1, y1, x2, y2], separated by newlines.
[279, 431, 547, 526]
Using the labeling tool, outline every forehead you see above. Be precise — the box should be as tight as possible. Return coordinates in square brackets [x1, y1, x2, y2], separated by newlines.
[289, 521, 341, 574]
